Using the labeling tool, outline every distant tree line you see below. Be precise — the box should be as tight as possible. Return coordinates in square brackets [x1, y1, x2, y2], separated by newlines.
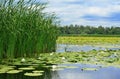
[58, 24, 120, 35]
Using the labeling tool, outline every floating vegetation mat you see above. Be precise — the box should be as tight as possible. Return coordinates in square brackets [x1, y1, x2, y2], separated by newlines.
[1, 50, 120, 74]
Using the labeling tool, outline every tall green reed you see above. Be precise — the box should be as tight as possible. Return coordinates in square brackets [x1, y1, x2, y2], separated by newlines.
[0, 0, 59, 59]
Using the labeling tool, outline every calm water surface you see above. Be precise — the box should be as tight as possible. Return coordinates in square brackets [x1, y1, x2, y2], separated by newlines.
[56, 44, 120, 52]
[54, 64, 120, 79]
[0, 64, 120, 79]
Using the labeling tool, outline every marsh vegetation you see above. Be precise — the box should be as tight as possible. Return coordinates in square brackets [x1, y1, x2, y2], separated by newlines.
[0, 0, 58, 59]
[57, 36, 120, 45]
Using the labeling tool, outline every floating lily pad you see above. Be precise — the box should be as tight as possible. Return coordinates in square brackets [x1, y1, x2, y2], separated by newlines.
[32, 70, 44, 73]
[42, 65, 51, 68]
[81, 68, 98, 71]
[24, 72, 43, 76]
[3, 67, 14, 70]
[6, 70, 22, 74]
[19, 67, 35, 70]
[7, 66, 16, 68]
[65, 66, 78, 69]
[0, 65, 14, 70]
[51, 68, 64, 71]
[0, 65, 15, 74]
[0, 71, 6, 74]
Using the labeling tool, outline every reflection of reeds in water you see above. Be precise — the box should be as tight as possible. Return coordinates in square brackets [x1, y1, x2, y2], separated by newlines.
[0, 0, 59, 59]
[51, 71, 61, 79]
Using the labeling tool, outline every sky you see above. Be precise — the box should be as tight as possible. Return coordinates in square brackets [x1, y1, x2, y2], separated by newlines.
[43, 0, 120, 27]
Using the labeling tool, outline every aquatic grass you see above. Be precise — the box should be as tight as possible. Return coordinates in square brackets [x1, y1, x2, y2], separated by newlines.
[0, 0, 59, 59]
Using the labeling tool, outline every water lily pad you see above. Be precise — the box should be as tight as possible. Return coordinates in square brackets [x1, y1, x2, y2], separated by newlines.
[6, 70, 22, 74]
[42, 65, 51, 68]
[24, 72, 43, 76]
[19, 67, 35, 70]
[32, 70, 44, 73]
[0, 71, 6, 74]
[7, 66, 16, 68]
[51, 68, 64, 71]
[65, 66, 78, 69]
[0, 65, 14, 70]
[81, 68, 98, 71]
[0, 65, 15, 74]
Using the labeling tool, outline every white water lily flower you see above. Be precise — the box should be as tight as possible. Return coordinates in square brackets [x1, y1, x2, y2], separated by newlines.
[100, 51, 105, 53]
[21, 58, 25, 62]
[62, 57, 65, 60]
[50, 53, 53, 56]
[52, 65, 57, 69]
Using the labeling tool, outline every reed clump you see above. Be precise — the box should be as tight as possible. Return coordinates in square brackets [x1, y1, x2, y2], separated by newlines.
[0, 0, 59, 59]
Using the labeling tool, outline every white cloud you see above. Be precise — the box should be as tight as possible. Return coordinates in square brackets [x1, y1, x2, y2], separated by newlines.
[70, 19, 120, 27]
[86, 7, 109, 16]
[44, 0, 120, 26]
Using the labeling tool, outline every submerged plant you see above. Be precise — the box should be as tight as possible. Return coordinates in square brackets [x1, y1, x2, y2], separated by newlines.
[0, 0, 59, 59]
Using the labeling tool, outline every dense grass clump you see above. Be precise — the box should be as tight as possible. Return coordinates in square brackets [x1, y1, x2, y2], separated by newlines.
[0, 0, 59, 59]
